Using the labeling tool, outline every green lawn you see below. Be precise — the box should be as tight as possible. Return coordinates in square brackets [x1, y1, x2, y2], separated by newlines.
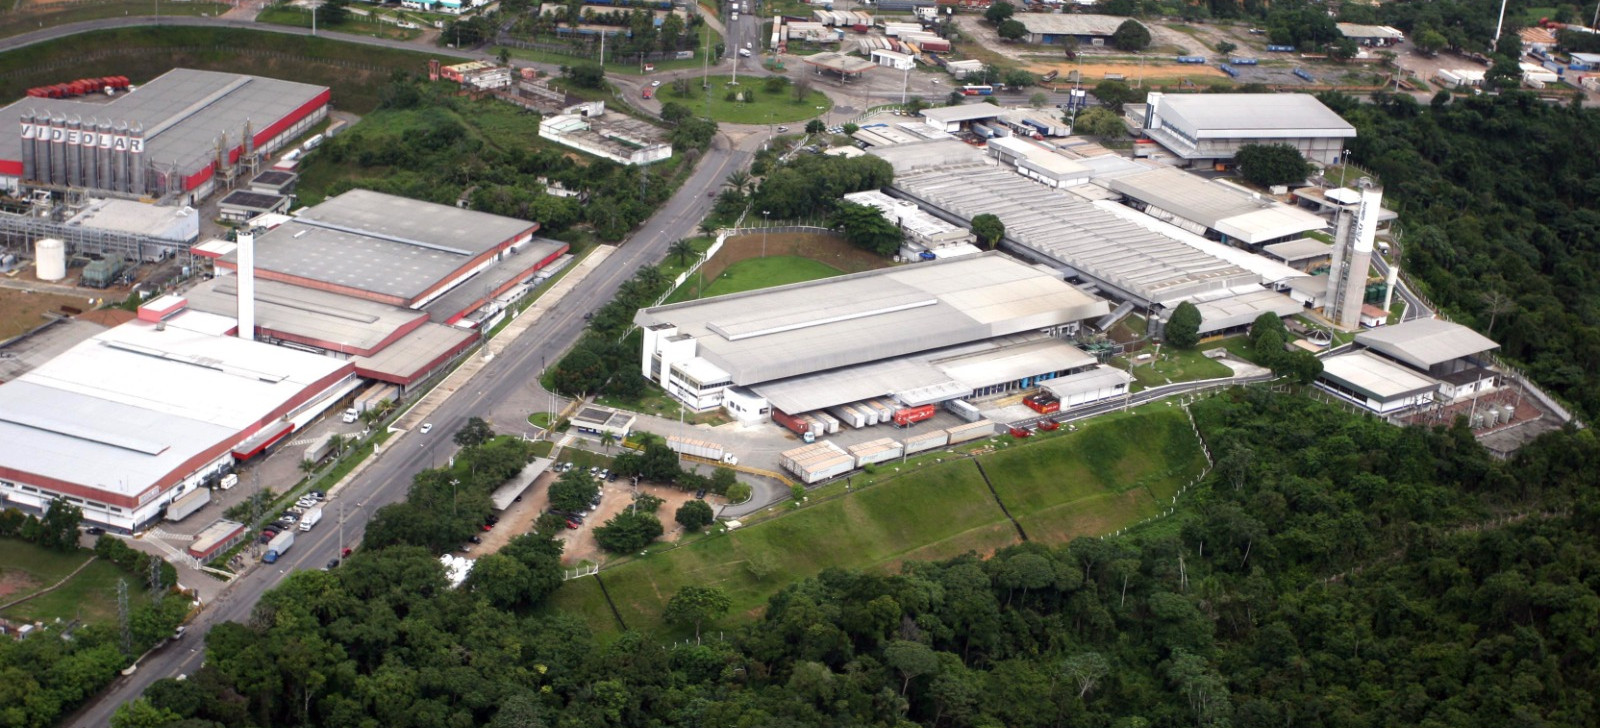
[497, 22, 721, 75]
[0, 1, 229, 39]
[665, 255, 842, 304]
[256, 5, 424, 40]
[0, 540, 144, 625]
[656, 74, 831, 124]
[548, 458, 1012, 635]
[546, 407, 1209, 638]
[0, 27, 451, 114]
[1114, 347, 1234, 390]
[984, 409, 1209, 545]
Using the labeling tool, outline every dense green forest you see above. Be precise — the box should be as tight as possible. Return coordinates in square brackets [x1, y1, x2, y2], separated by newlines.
[111, 391, 1600, 727]
[1325, 90, 1600, 421]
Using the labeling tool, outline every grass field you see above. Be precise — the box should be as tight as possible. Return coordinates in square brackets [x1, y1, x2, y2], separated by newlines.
[0, 27, 451, 114]
[656, 74, 831, 124]
[498, 23, 721, 75]
[550, 458, 1012, 634]
[665, 255, 842, 304]
[0, 540, 143, 625]
[256, 5, 424, 41]
[985, 409, 1209, 545]
[0, 1, 229, 40]
[547, 407, 1208, 638]
[1115, 347, 1234, 390]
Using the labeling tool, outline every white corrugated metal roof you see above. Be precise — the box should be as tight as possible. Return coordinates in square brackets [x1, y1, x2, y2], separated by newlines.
[1354, 318, 1499, 370]
[1154, 93, 1357, 137]
[0, 319, 350, 500]
[1320, 350, 1439, 400]
[637, 252, 1108, 385]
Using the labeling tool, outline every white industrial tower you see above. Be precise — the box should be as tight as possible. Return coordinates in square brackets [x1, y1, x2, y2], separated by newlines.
[1326, 185, 1382, 329]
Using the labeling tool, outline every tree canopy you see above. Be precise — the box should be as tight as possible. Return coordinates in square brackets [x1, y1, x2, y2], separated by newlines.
[834, 200, 904, 257]
[121, 390, 1600, 728]
[1111, 20, 1151, 51]
[971, 213, 1005, 249]
[1234, 143, 1313, 186]
[1164, 301, 1202, 348]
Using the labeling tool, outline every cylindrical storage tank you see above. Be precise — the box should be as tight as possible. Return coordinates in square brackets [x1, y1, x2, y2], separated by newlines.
[36, 238, 66, 281]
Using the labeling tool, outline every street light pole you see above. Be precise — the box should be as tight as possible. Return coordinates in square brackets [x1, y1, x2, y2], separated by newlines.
[762, 210, 770, 256]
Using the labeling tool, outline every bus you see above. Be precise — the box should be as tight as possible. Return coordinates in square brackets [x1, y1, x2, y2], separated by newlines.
[960, 84, 994, 96]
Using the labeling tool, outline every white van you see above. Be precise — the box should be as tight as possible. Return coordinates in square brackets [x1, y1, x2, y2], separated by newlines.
[220, 473, 239, 491]
[738, 47, 752, 57]
[341, 407, 359, 423]
[731, 11, 738, 20]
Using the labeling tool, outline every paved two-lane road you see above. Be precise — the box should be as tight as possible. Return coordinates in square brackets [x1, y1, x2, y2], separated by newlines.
[65, 117, 764, 727]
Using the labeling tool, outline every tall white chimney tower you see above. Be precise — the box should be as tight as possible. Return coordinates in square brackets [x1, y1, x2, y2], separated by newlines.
[236, 231, 256, 341]
[1327, 186, 1381, 329]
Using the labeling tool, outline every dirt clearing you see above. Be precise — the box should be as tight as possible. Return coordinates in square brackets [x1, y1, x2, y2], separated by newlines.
[0, 287, 95, 341]
[561, 481, 712, 565]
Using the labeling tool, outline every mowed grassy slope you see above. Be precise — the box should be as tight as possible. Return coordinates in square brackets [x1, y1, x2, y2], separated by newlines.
[553, 459, 1013, 634]
[550, 408, 1208, 638]
[985, 408, 1209, 544]
[0, 540, 144, 625]
[665, 256, 842, 304]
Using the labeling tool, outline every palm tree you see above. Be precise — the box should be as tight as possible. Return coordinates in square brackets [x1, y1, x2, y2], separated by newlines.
[617, 279, 648, 305]
[299, 459, 317, 476]
[636, 265, 669, 291]
[698, 220, 717, 238]
[724, 169, 751, 194]
[599, 432, 617, 451]
[668, 238, 696, 267]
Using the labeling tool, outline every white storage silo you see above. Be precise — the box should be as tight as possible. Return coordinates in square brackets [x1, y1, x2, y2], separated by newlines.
[35, 238, 66, 281]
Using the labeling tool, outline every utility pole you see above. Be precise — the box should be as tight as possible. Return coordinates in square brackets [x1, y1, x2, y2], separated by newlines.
[1491, 0, 1509, 53]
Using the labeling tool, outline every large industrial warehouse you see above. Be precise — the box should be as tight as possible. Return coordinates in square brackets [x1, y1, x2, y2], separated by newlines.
[0, 68, 330, 201]
[191, 189, 569, 388]
[0, 307, 356, 532]
[875, 141, 1304, 334]
[635, 252, 1113, 421]
[1135, 93, 1356, 166]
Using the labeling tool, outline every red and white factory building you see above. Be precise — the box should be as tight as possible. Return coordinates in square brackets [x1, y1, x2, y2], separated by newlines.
[0, 68, 329, 201]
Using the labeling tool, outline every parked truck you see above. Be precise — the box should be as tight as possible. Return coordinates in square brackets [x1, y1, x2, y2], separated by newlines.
[668, 435, 725, 461]
[263, 530, 295, 563]
[893, 404, 937, 427]
[298, 506, 323, 532]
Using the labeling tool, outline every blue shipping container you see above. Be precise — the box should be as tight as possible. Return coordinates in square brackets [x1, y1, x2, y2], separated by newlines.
[1293, 67, 1315, 82]
[1230, 56, 1259, 65]
[1267, 44, 1296, 52]
[1176, 55, 1207, 64]
[1218, 64, 1238, 77]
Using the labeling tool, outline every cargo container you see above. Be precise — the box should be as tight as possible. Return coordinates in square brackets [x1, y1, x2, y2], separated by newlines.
[220, 473, 239, 490]
[865, 398, 896, 422]
[165, 488, 211, 522]
[1023, 393, 1060, 414]
[893, 404, 937, 427]
[1176, 55, 1207, 64]
[902, 429, 950, 455]
[1266, 44, 1296, 52]
[1218, 64, 1239, 77]
[772, 409, 810, 436]
[1293, 67, 1315, 82]
[668, 435, 725, 461]
[263, 530, 295, 563]
[815, 411, 841, 435]
[780, 441, 855, 483]
[946, 420, 997, 444]
[828, 404, 869, 429]
[1230, 56, 1259, 65]
[944, 399, 982, 422]
[849, 437, 905, 467]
